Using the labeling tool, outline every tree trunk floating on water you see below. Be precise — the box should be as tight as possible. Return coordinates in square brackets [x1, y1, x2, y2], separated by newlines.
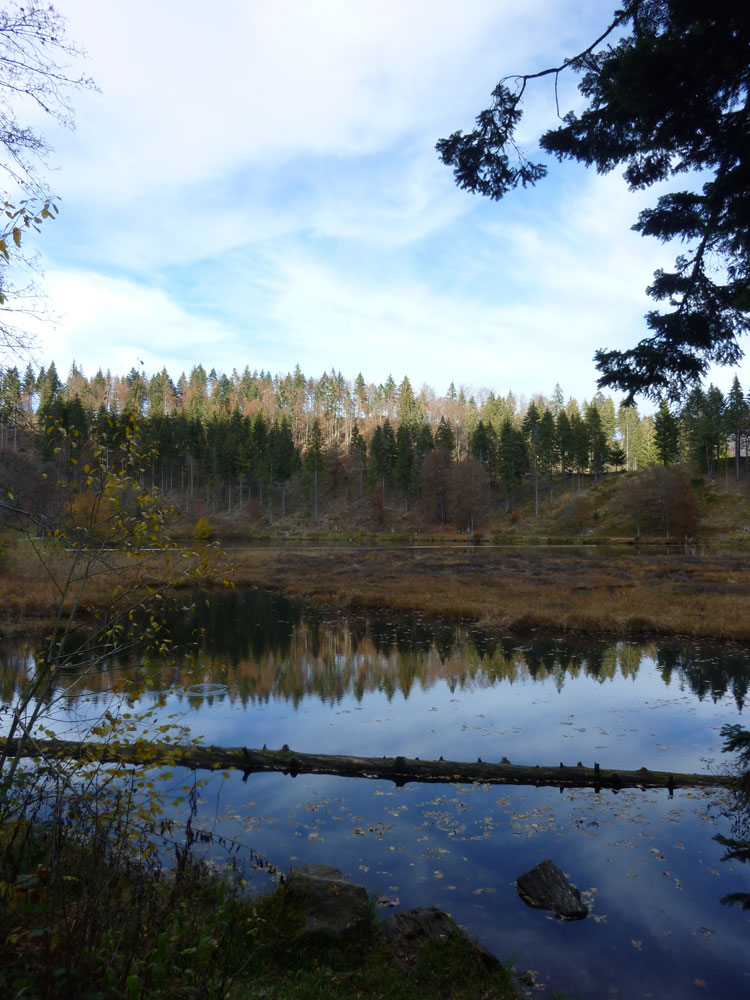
[0, 738, 735, 793]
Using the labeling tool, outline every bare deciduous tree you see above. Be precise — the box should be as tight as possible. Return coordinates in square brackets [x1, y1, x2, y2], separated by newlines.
[0, 1, 96, 362]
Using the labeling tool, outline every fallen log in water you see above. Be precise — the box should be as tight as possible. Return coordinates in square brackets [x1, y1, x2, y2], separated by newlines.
[0, 737, 734, 792]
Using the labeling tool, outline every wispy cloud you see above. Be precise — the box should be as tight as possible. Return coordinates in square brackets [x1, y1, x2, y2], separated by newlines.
[14, 0, 746, 404]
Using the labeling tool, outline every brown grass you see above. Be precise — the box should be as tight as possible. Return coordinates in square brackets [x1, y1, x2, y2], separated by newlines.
[220, 545, 750, 641]
[4, 533, 750, 642]
[0, 539, 211, 638]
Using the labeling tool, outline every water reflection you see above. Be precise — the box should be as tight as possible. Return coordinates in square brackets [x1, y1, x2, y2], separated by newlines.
[3, 589, 749, 713]
[3, 589, 750, 1000]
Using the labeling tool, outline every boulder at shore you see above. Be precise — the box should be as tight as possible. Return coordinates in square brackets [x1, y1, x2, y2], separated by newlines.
[281, 863, 370, 942]
[379, 905, 499, 973]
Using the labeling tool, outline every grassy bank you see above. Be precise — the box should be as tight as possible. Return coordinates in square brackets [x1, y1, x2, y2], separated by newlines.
[3, 532, 750, 642]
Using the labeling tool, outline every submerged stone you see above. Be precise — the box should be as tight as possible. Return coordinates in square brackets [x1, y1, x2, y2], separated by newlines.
[516, 859, 588, 920]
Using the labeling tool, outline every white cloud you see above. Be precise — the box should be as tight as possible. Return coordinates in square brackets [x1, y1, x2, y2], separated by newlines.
[36, 271, 239, 377]
[50, 0, 606, 198]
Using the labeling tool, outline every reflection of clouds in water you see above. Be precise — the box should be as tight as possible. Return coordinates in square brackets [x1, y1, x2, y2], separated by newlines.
[183, 769, 749, 1000]
[4, 595, 750, 999]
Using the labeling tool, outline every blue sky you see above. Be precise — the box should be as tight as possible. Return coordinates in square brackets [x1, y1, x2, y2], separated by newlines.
[14, 0, 746, 408]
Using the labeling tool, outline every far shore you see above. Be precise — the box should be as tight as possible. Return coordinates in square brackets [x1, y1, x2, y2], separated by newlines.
[3, 538, 750, 643]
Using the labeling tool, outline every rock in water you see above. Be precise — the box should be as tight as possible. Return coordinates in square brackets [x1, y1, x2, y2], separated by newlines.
[281, 864, 369, 941]
[516, 859, 588, 920]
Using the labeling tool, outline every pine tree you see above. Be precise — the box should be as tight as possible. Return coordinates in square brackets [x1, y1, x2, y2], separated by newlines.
[653, 399, 680, 466]
[434, 416, 455, 459]
[304, 419, 324, 524]
[395, 423, 413, 510]
[585, 403, 609, 480]
[522, 402, 541, 515]
[724, 375, 747, 481]
[498, 418, 526, 511]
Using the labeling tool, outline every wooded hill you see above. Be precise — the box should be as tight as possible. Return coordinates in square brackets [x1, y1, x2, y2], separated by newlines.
[1, 362, 749, 536]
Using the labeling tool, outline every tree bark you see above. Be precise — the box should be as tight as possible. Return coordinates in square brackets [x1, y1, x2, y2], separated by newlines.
[0, 738, 735, 792]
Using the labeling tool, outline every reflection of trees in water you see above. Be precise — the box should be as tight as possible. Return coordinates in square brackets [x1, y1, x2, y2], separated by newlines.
[657, 645, 750, 711]
[716, 725, 750, 910]
[2, 590, 749, 710]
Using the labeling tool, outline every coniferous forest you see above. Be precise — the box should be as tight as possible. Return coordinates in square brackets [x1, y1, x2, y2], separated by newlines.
[1, 359, 748, 534]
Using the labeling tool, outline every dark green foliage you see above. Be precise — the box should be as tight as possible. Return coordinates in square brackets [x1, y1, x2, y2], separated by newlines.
[585, 403, 609, 479]
[395, 423, 414, 505]
[681, 384, 726, 474]
[370, 420, 397, 486]
[721, 724, 750, 797]
[24, 355, 744, 531]
[653, 399, 680, 465]
[0, 770, 252, 1000]
[271, 416, 299, 486]
[470, 419, 492, 467]
[569, 411, 589, 481]
[414, 422, 434, 466]
[556, 410, 572, 481]
[438, 2, 750, 400]
[498, 418, 526, 510]
[537, 410, 557, 482]
[715, 723, 750, 909]
[305, 420, 324, 470]
[608, 444, 627, 471]
[724, 375, 748, 480]
[434, 416, 455, 458]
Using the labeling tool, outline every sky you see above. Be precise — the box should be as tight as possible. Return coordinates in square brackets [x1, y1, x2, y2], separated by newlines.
[7, 0, 746, 408]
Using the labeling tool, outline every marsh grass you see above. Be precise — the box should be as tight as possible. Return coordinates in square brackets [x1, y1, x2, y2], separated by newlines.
[5, 521, 750, 642]
[0, 536, 222, 638]
[219, 545, 750, 641]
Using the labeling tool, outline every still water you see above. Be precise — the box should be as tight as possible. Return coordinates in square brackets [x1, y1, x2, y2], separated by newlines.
[3, 589, 750, 999]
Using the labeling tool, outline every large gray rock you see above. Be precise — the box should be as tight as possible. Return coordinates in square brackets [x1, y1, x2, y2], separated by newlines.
[516, 859, 588, 920]
[281, 864, 369, 942]
[379, 905, 499, 973]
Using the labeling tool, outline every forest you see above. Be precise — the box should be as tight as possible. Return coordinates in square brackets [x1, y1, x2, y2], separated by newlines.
[1, 360, 748, 535]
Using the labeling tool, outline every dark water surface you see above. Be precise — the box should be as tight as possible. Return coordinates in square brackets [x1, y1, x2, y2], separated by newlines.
[3, 588, 750, 999]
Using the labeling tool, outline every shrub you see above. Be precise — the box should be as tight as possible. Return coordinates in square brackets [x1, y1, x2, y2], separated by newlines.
[193, 517, 214, 540]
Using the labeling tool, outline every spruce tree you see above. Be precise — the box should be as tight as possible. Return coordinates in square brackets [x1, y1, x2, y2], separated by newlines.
[654, 399, 680, 466]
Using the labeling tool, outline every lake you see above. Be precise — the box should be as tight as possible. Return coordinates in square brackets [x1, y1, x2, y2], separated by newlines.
[3, 587, 750, 999]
